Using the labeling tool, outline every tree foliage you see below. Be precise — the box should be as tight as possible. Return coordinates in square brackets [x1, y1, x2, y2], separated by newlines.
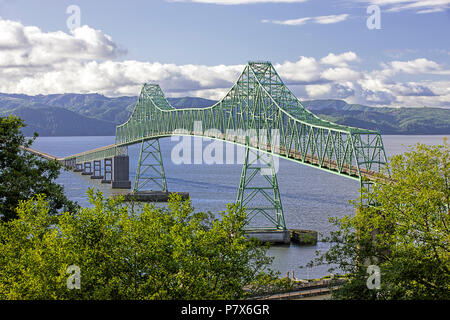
[0, 115, 76, 221]
[310, 139, 450, 300]
[0, 190, 273, 300]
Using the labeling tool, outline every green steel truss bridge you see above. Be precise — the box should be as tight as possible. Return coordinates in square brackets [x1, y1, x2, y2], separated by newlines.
[61, 61, 389, 230]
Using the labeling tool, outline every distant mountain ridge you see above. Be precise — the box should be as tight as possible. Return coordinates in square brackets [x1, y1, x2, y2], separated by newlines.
[0, 93, 448, 136]
[8, 106, 116, 136]
[301, 99, 450, 135]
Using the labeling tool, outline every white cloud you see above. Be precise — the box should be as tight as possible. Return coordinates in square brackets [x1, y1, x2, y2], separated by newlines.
[320, 51, 359, 67]
[305, 82, 356, 99]
[0, 18, 449, 108]
[366, 58, 450, 89]
[314, 14, 349, 24]
[274, 56, 321, 83]
[321, 67, 360, 81]
[263, 13, 350, 26]
[0, 58, 244, 97]
[388, 58, 447, 74]
[354, 57, 450, 107]
[394, 80, 450, 107]
[358, 0, 450, 14]
[262, 17, 311, 26]
[0, 18, 122, 69]
[390, 82, 436, 96]
[305, 84, 332, 98]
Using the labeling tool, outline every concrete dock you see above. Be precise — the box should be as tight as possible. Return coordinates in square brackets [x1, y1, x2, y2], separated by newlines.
[245, 228, 318, 245]
[245, 229, 291, 244]
[290, 229, 318, 245]
[113, 191, 190, 202]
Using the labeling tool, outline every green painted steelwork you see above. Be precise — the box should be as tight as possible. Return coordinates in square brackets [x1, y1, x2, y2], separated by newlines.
[65, 144, 127, 164]
[63, 61, 388, 183]
[134, 139, 167, 192]
[61, 61, 390, 229]
[237, 147, 286, 230]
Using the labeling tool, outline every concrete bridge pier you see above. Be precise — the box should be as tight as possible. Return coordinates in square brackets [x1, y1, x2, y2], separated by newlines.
[101, 158, 113, 184]
[245, 229, 291, 245]
[244, 229, 318, 245]
[64, 158, 76, 170]
[82, 162, 92, 176]
[69, 156, 130, 189]
[90, 160, 103, 180]
[111, 155, 131, 189]
[74, 163, 83, 172]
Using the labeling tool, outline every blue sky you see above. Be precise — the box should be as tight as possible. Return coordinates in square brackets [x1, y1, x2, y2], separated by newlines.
[0, 0, 449, 107]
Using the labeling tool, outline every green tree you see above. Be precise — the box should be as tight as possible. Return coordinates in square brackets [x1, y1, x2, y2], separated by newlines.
[0, 115, 76, 221]
[311, 140, 450, 300]
[0, 190, 273, 300]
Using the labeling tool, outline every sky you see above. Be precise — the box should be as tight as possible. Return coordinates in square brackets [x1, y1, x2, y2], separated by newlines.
[0, 0, 449, 108]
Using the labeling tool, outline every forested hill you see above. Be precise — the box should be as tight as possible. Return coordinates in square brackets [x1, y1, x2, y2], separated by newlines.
[301, 99, 450, 135]
[0, 93, 448, 136]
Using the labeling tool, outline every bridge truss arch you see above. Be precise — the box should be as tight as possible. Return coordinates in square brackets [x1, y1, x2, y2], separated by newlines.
[63, 61, 390, 230]
[113, 61, 388, 182]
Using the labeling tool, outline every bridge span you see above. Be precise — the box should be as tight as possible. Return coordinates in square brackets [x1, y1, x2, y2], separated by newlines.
[28, 61, 390, 231]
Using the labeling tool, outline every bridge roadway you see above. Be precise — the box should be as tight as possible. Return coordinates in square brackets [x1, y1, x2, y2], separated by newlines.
[20, 146, 60, 162]
[59, 132, 382, 182]
[21, 133, 385, 183]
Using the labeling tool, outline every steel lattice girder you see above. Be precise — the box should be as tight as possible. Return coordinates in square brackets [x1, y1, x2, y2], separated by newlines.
[134, 139, 167, 192]
[237, 147, 286, 230]
[63, 61, 389, 183]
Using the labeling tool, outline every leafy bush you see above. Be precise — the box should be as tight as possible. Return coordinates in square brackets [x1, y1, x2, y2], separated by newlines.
[0, 190, 273, 300]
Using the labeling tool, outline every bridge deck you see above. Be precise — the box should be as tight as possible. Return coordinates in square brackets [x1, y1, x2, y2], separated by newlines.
[20, 146, 61, 162]
[63, 144, 117, 160]
[58, 131, 384, 182]
[51, 62, 389, 184]
[23, 62, 390, 185]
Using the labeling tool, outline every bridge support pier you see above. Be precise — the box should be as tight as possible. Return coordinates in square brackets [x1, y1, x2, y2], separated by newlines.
[237, 147, 286, 230]
[90, 160, 103, 180]
[360, 179, 377, 206]
[112, 155, 131, 189]
[134, 139, 167, 192]
[102, 158, 113, 184]
[245, 229, 291, 244]
[82, 162, 92, 176]
[65, 158, 76, 170]
[74, 163, 83, 172]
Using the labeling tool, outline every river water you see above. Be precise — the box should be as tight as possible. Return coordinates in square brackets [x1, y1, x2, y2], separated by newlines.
[32, 135, 447, 279]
